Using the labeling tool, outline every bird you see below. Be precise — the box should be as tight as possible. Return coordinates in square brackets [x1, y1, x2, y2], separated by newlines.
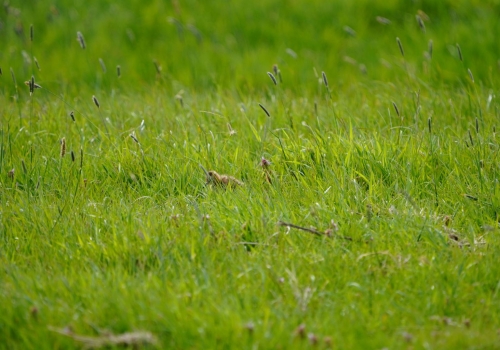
[199, 164, 244, 189]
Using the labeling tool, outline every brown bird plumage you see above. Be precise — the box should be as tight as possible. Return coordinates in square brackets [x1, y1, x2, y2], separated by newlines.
[206, 170, 244, 188]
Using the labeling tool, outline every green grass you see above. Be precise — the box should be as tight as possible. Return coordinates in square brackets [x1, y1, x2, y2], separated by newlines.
[2, 0, 500, 349]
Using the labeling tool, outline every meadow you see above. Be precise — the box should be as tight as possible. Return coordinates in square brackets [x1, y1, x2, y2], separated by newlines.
[1, 0, 500, 348]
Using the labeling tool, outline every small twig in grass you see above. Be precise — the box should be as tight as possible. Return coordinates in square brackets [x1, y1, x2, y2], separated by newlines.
[278, 221, 352, 240]
[48, 327, 158, 349]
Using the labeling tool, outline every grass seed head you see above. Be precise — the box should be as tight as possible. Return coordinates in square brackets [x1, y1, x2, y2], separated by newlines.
[468, 130, 474, 146]
[259, 103, 270, 117]
[467, 68, 474, 83]
[227, 123, 237, 136]
[456, 43, 463, 61]
[308, 333, 318, 346]
[392, 101, 400, 117]
[10, 67, 16, 86]
[92, 95, 100, 108]
[321, 71, 329, 88]
[376, 16, 391, 25]
[396, 37, 404, 57]
[70, 111, 75, 122]
[117, 65, 121, 77]
[60, 137, 66, 157]
[153, 60, 162, 74]
[294, 324, 306, 339]
[267, 71, 277, 85]
[34, 57, 40, 70]
[29, 75, 34, 95]
[428, 40, 433, 59]
[130, 132, 139, 144]
[80, 148, 84, 168]
[99, 58, 106, 73]
[76, 31, 86, 49]
[416, 15, 426, 32]
[260, 156, 271, 168]
[30, 24, 33, 41]
[323, 336, 333, 348]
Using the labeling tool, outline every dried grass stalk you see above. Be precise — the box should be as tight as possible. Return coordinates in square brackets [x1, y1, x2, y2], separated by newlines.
[49, 327, 158, 349]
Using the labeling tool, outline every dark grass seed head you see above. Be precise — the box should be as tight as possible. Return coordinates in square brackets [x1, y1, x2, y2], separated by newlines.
[259, 103, 270, 117]
[392, 101, 400, 117]
[321, 71, 329, 88]
[34, 57, 40, 71]
[130, 132, 139, 144]
[428, 40, 433, 59]
[396, 37, 404, 57]
[92, 95, 100, 108]
[30, 75, 34, 95]
[117, 65, 121, 78]
[267, 72, 277, 85]
[456, 44, 463, 61]
[416, 15, 426, 33]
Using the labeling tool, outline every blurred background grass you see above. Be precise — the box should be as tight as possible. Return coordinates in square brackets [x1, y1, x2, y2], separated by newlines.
[2, 0, 499, 95]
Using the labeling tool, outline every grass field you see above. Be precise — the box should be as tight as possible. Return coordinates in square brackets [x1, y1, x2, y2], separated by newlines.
[1, 0, 500, 349]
